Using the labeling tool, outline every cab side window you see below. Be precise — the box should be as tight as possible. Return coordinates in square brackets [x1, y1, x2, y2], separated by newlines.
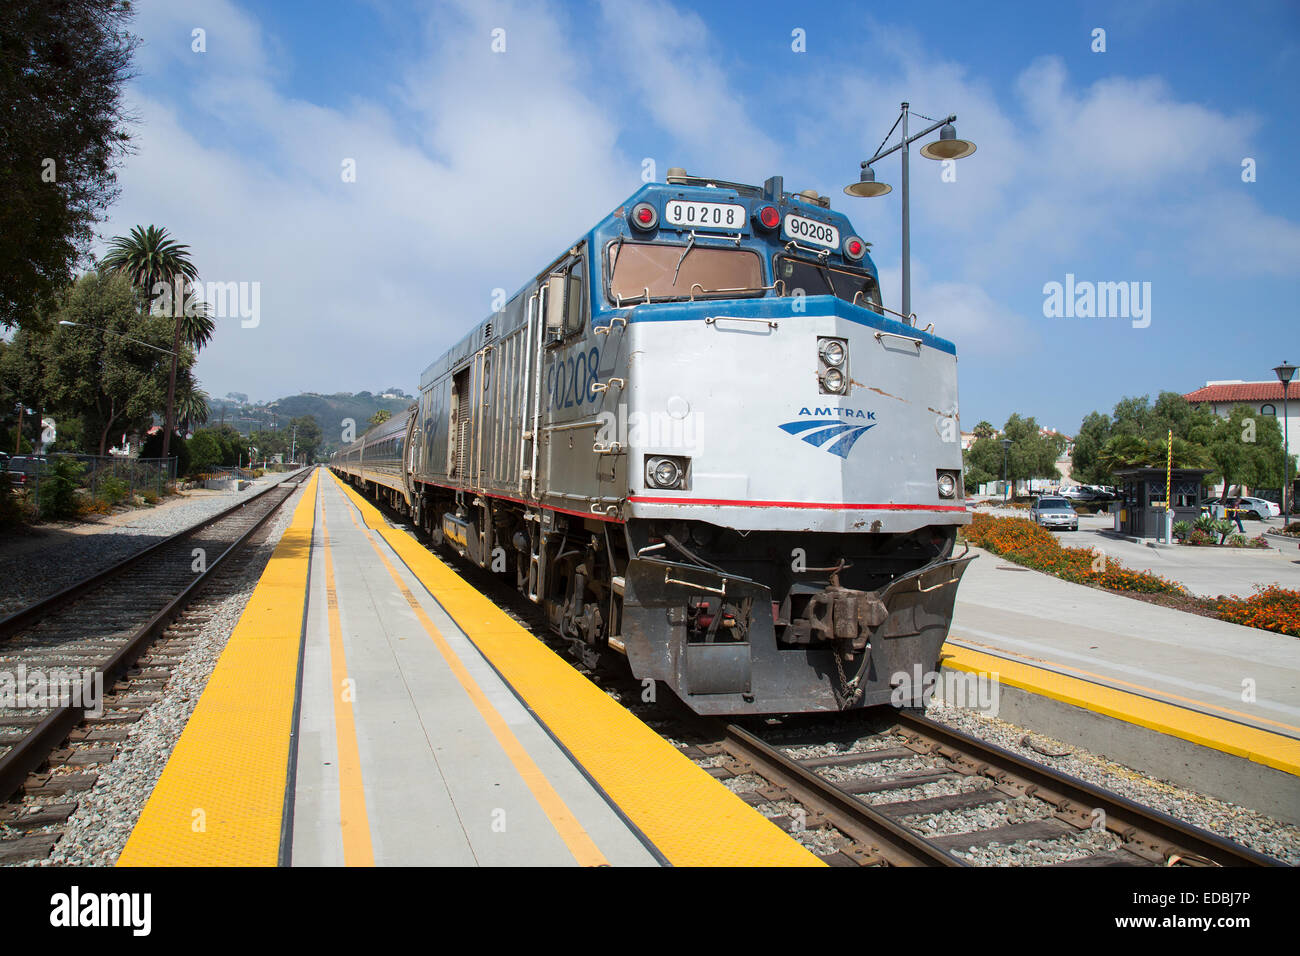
[565, 256, 585, 334]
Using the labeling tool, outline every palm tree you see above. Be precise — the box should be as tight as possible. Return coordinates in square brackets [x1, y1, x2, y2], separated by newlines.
[99, 225, 200, 461]
[175, 383, 210, 434]
[99, 225, 199, 306]
[178, 304, 216, 351]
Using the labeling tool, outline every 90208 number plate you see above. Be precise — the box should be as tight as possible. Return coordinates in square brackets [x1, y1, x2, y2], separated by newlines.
[664, 200, 747, 230]
[783, 214, 840, 249]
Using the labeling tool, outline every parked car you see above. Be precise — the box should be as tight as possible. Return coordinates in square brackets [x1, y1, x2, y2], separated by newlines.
[1061, 486, 1097, 501]
[6, 456, 48, 488]
[1031, 495, 1079, 530]
[1205, 497, 1273, 520]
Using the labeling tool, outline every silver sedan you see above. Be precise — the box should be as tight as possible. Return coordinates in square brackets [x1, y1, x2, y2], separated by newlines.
[1030, 496, 1079, 531]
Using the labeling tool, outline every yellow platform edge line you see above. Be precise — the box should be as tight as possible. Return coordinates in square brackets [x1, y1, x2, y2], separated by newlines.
[328, 472, 820, 867]
[940, 643, 1300, 778]
[118, 471, 320, 866]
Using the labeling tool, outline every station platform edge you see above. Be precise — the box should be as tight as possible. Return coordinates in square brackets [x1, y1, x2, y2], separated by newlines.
[119, 467, 819, 867]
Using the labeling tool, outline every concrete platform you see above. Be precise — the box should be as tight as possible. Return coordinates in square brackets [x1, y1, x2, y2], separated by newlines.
[939, 547, 1300, 823]
[291, 476, 658, 866]
[124, 467, 818, 867]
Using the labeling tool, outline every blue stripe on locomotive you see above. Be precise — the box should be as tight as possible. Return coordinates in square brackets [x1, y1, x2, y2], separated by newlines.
[420, 178, 956, 389]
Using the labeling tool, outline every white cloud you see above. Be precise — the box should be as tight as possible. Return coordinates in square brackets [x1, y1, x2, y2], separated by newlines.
[594, 0, 781, 181]
[101, 0, 638, 407]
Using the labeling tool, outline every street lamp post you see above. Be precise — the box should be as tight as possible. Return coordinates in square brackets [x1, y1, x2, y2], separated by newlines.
[1001, 437, 1013, 504]
[844, 102, 976, 321]
[1276, 361, 1296, 524]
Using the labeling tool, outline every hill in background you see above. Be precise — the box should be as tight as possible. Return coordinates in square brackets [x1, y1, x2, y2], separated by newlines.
[209, 388, 415, 452]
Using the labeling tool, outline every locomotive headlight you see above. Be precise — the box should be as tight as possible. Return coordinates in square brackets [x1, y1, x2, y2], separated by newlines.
[821, 368, 846, 394]
[937, 470, 959, 499]
[819, 340, 846, 367]
[646, 455, 689, 490]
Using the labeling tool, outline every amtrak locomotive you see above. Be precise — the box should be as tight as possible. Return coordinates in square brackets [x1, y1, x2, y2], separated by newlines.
[331, 168, 972, 715]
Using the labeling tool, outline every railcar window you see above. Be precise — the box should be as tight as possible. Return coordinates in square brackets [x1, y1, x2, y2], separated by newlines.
[774, 255, 883, 312]
[565, 257, 585, 333]
[608, 242, 763, 303]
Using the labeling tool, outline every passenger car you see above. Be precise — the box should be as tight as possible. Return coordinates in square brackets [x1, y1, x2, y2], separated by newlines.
[1207, 497, 1273, 521]
[1030, 496, 1079, 530]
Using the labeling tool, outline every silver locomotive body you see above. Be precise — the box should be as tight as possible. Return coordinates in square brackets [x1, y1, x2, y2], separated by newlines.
[332, 173, 972, 715]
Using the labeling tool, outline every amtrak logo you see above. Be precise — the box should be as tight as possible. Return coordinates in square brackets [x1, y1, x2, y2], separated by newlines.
[779, 407, 877, 459]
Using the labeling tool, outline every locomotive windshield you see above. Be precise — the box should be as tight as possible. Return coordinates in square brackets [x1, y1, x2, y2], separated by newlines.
[774, 255, 883, 312]
[608, 241, 763, 303]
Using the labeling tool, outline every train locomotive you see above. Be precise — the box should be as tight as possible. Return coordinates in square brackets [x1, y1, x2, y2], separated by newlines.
[331, 168, 973, 716]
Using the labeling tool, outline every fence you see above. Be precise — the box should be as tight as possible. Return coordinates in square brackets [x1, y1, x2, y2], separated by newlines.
[10, 454, 177, 503]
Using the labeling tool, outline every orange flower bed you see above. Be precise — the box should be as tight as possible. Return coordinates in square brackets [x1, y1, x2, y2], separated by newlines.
[1214, 586, 1300, 637]
[964, 514, 1298, 637]
[964, 513, 1183, 594]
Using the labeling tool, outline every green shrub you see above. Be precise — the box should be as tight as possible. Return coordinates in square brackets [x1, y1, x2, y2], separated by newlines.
[1172, 520, 1192, 542]
[38, 457, 85, 520]
[98, 474, 129, 505]
[1194, 513, 1216, 534]
[187, 431, 224, 476]
[1227, 533, 1247, 548]
[0, 486, 29, 527]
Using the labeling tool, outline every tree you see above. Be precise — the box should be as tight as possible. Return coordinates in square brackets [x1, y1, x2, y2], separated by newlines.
[972, 420, 995, 440]
[0, 1, 138, 331]
[43, 272, 182, 455]
[98, 224, 202, 460]
[963, 414, 1065, 493]
[290, 415, 322, 462]
[175, 382, 210, 432]
[368, 408, 391, 427]
[0, 322, 52, 451]
[1206, 405, 1290, 501]
[1070, 411, 1112, 485]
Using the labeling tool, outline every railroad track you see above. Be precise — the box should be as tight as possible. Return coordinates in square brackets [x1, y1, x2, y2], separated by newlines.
[0, 470, 308, 863]
[695, 714, 1278, 867]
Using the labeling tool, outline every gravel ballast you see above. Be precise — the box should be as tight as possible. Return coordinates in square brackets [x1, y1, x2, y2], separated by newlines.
[0, 473, 299, 617]
[29, 480, 307, 866]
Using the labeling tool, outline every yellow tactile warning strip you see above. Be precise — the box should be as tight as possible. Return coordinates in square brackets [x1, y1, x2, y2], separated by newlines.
[319, 507, 375, 866]
[941, 641, 1300, 778]
[118, 471, 319, 866]
[328, 471, 820, 867]
[333, 491, 609, 866]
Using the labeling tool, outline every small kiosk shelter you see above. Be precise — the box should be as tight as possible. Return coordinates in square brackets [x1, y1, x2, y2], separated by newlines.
[1114, 467, 1211, 539]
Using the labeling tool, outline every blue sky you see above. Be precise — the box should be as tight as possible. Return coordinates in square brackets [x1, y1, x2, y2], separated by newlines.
[100, 0, 1300, 435]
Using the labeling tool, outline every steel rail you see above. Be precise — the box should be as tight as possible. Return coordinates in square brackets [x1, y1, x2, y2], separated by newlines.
[720, 722, 964, 867]
[895, 712, 1278, 867]
[0, 469, 306, 642]
[0, 471, 309, 803]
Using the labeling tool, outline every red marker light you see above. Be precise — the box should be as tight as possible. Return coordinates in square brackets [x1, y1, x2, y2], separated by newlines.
[757, 205, 780, 229]
[844, 235, 866, 260]
[629, 202, 658, 230]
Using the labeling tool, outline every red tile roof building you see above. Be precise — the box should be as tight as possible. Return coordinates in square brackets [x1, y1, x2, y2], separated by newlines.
[1182, 381, 1291, 404]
